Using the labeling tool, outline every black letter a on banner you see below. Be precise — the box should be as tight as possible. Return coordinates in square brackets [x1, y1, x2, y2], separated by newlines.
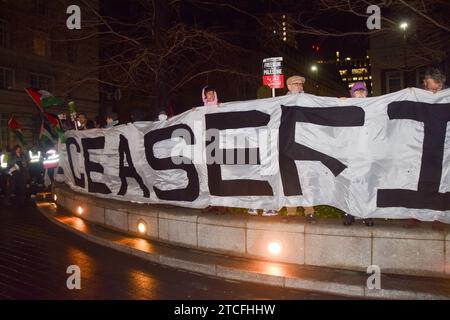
[118, 135, 150, 198]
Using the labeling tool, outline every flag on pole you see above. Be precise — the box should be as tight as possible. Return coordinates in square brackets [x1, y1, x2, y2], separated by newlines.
[8, 116, 26, 146]
[25, 88, 63, 111]
[39, 120, 55, 144]
[68, 101, 78, 130]
[44, 112, 66, 143]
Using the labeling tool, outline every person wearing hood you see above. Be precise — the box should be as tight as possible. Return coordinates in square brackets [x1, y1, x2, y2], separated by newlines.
[202, 86, 219, 106]
[193, 85, 220, 111]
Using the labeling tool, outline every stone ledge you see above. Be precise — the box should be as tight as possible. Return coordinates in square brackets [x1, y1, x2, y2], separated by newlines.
[53, 184, 450, 278]
[36, 201, 450, 299]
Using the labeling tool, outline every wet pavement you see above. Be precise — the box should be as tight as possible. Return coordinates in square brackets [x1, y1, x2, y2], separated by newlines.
[0, 201, 343, 300]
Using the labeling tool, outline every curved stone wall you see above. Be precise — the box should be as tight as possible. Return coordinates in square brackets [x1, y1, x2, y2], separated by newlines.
[53, 184, 450, 278]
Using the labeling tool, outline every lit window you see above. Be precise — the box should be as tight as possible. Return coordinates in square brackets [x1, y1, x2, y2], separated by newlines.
[353, 77, 358, 81]
[352, 68, 368, 75]
[282, 22, 286, 26]
[33, 31, 48, 56]
[339, 70, 348, 76]
[336, 51, 340, 57]
[346, 57, 351, 61]
[283, 32, 286, 36]
[283, 37, 287, 41]
[273, 30, 276, 34]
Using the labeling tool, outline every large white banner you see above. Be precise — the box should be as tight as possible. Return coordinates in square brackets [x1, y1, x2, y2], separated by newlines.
[56, 88, 450, 222]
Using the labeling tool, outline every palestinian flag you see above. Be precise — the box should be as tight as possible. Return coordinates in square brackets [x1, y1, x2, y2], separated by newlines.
[39, 120, 55, 144]
[8, 116, 26, 146]
[44, 112, 66, 143]
[25, 88, 63, 111]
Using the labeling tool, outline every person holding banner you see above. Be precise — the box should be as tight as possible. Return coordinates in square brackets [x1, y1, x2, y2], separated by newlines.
[286, 75, 306, 94]
[342, 82, 374, 227]
[77, 113, 94, 130]
[423, 67, 446, 93]
[403, 67, 447, 230]
[200, 86, 228, 214]
[284, 75, 317, 222]
[202, 86, 219, 106]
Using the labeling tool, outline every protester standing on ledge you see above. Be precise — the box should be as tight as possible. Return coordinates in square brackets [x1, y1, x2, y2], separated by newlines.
[277, 75, 317, 222]
[342, 82, 374, 227]
[200, 86, 227, 214]
[248, 76, 307, 217]
[404, 67, 446, 230]
[202, 85, 219, 106]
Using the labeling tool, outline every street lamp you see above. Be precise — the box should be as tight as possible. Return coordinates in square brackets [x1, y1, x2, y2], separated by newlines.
[399, 21, 408, 68]
[311, 65, 318, 72]
[399, 22, 408, 31]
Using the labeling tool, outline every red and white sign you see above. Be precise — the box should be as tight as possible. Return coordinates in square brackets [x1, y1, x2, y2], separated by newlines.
[262, 57, 284, 89]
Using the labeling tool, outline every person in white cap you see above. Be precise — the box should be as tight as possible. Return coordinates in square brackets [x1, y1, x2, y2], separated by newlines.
[286, 75, 306, 94]
[284, 75, 317, 223]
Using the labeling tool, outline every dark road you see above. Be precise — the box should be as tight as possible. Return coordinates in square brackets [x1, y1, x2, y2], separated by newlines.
[0, 201, 342, 300]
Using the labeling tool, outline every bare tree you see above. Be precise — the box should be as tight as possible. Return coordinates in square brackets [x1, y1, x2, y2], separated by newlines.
[48, 0, 259, 115]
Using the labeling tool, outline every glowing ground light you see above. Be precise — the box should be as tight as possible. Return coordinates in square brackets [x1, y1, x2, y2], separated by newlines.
[268, 241, 282, 255]
[77, 206, 83, 215]
[137, 221, 147, 234]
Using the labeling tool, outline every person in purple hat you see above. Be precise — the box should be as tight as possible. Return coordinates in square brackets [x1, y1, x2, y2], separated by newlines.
[350, 82, 368, 98]
[343, 82, 374, 227]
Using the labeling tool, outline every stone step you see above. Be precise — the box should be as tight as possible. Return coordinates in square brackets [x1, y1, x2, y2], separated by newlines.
[36, 201, 450, 299]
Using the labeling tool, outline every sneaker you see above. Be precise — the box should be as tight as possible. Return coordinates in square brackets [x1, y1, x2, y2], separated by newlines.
[248, 208, 259, 216]
[262, 209, 278, 216]
[343, 214, 355, 226]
